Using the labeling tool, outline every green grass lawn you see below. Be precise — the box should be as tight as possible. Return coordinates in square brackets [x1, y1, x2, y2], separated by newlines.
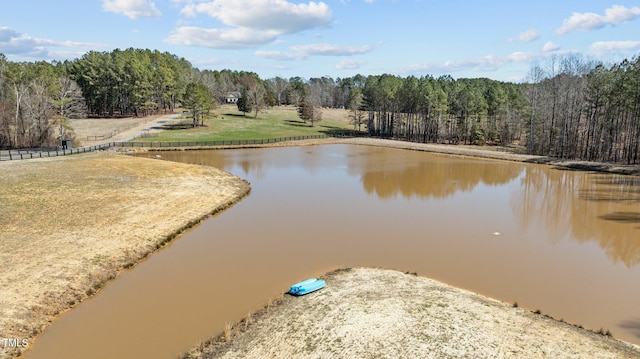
[139, 105, 355, 142]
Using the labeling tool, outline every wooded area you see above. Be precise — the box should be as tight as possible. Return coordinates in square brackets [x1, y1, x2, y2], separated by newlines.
[1, 48, 638, 164]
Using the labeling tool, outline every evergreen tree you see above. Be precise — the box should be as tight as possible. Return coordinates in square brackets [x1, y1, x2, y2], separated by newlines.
[297, 101, 322, 127]
[183, 82, 215, 127]
[236, 87, 252, 116]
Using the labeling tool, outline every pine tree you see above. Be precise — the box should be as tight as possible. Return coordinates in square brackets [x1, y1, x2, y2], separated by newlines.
[297, 101, 322, 127]
[236, 88, 252, 116]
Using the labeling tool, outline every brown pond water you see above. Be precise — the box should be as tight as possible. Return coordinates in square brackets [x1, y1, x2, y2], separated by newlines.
[23, 144, 640, 358]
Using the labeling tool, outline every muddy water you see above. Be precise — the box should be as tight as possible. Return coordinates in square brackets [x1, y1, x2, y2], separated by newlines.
[23, 144, 640, 358]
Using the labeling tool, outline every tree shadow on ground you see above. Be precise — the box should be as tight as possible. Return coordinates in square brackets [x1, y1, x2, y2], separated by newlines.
[284, 120, 311, 127]
[158, 123, 194, 130]
[222, 113, 249, 119]
[317, 125, 366, 138]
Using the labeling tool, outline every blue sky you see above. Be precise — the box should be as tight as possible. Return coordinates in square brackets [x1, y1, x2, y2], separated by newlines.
[1, 0, 639, 82]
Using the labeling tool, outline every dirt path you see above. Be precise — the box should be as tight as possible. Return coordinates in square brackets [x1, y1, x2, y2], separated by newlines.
[187, 268, 640, 359]
[0, 153, 249, 359]
[71, 113, 182, 147]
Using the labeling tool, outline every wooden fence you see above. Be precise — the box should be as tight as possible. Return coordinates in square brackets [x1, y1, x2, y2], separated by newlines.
[116, 134, 331, 148]
[0, 144, 113, 161]
[0, 134, 361, 161]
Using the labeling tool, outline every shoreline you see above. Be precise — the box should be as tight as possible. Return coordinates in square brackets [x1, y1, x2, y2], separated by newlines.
[0, 153, 250, 359]
[162, 139, 639, 358]
[129, 137, 640, 177]
[184, 268, 640, 359]
[4, 138, 638, 358]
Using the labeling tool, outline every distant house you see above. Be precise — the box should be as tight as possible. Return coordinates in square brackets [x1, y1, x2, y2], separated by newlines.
[226, 92, 241, 104]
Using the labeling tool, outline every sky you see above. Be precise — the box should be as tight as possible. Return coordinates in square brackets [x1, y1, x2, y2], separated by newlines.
[1, 0, 640, 82]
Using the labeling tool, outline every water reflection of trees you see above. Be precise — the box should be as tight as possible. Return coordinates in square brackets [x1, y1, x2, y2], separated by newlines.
[146, 150, 266, 179]
[352, 151, 522, 200]
[513, 167, 640, 266]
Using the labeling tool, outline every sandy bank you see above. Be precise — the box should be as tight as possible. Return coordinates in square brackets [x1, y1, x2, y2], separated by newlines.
[339, 138, 640, 176]
[134, 137, 640, 177]
[0, 153, 250, 359]
[185, 268, 640, 359]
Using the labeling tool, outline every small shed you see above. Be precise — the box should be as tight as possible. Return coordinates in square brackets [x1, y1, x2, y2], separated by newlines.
[226, 92, 240, 103]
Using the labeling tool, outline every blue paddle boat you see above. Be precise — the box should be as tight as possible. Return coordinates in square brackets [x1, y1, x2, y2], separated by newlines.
[288, 278, 326, 296]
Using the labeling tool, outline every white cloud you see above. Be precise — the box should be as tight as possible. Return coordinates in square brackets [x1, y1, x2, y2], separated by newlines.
[254, 50, 304, 61]
[443, 55, 502, 72]
[505, 52, 534, 63]
[290, 43, 372, 56]
[165, 26, 280, 49]
[254, 43, 373, 61]
[168, 0, 332, 49]
[192, 0, 332, 34]
[179, 3, 197, 17]
[508, 29, 540, 43]
[0, 27, 48, 57]
[542, 41, 560, 52]
[402, 51, 541, 75]
[589, 40, 640, 55]
[336, 59, 366, 70]
[0, 27, 102, 59]
[556, 5, 640, 35]
[102, 0, 162, 19]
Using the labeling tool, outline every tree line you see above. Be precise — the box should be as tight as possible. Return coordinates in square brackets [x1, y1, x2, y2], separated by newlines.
[0, 48, 638, 164]
[528, 56, 640, 164]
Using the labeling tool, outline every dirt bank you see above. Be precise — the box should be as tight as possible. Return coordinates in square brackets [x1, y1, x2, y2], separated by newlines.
[186, 268, 640, 359]
[135, 137, 640, 177]
[339, 138, 640, 176]
[0, 152, 250, 359]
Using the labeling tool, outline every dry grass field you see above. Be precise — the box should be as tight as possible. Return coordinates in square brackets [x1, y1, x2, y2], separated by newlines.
[70, 114, 171, 146]
[0, 152, 249, 359]
[186, 268, 640, 359]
